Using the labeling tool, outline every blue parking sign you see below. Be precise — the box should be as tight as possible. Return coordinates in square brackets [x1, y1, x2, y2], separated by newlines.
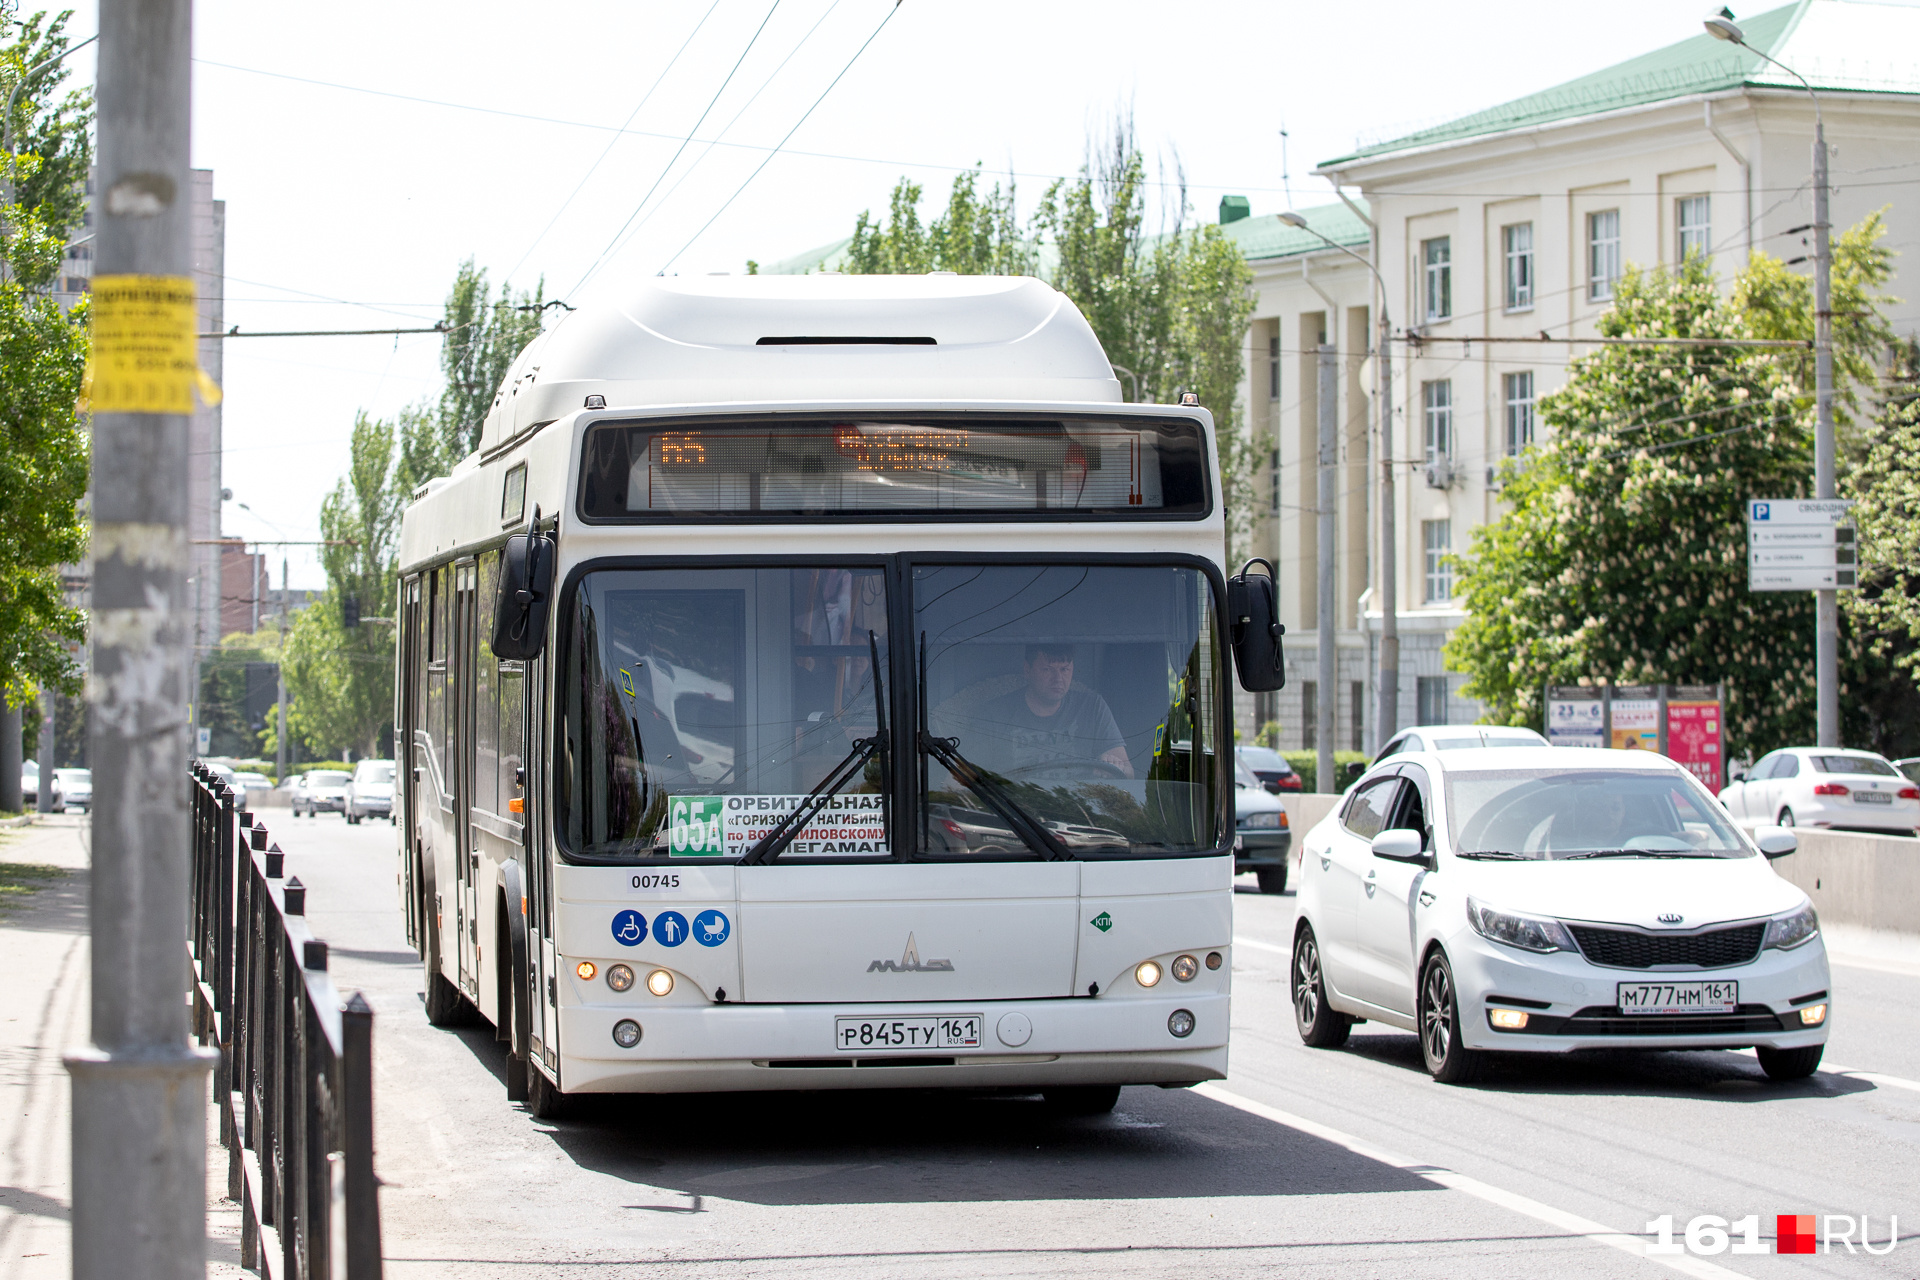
[693, 909, 730, 946]
[611, 909, 647, 947]
[652, 910, 690, 947]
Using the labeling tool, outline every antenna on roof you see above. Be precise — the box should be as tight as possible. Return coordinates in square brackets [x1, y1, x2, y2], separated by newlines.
[1278, 123, 1295, 211]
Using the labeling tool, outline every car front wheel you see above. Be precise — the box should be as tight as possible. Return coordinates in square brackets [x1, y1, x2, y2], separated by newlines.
[1419, 952, 1488, 1085]
[1291, 926, 1351, 1048]
[1256, 865, 1288, 895]
[1778, 807, 1796, 827]
[1757, 1044, 1824, 1080]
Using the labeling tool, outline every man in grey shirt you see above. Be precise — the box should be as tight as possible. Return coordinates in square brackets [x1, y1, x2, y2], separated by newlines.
[975, 645, 1133, 778]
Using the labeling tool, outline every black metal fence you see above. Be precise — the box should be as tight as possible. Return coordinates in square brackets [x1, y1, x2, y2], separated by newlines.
[189, 764, 384, 1279]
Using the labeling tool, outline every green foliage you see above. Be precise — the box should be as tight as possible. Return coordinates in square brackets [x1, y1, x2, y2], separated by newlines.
[1841, 337, 1920, 757]
[1280, 750, 1370, 794]
[1445, 255, 1816, 757]
[437, 259, 546, 458]
[198, 631, 286, 760]
[846, 169, 1035, 276]
[2, 12, 94, 241]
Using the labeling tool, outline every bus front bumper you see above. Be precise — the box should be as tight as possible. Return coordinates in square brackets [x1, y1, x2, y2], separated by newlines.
[553, 993, 1229, 1094]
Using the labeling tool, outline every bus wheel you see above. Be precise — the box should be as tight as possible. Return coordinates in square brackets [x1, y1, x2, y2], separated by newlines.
[526, 1064, 571, 1120]
[424, 960, 467, 1027]
[1041, 1085, 1121, 1116]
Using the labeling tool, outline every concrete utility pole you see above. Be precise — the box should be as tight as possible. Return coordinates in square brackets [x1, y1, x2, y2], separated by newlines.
[0, 698, 19, 813]
[1705, 15, 1839, 744]
[1316, 344, 1337, 794]
[36, 689, 55, 811]
[65, 2, 215, 1278]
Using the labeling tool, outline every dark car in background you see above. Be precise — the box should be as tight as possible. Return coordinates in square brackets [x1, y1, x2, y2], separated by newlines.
[1234, 757, 1292, 894]
[1236, 745, 1302, 793]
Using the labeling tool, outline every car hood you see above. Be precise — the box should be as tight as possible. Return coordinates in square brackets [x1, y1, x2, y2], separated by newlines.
[1234, 785, 1284, 815]
[1457, 855, 1806, 931]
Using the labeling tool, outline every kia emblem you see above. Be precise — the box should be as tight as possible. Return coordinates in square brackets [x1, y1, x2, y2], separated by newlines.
[1657, 912, 1684, 925]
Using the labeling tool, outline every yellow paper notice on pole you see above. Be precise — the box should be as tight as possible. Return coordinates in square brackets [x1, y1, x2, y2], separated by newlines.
[87, 274, 215, 414]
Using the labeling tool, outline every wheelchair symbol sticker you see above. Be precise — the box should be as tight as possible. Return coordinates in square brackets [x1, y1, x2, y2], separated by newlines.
[611, 909, 647, 947]
[693, 909, 730, 947]
[652, 910, 690, 947]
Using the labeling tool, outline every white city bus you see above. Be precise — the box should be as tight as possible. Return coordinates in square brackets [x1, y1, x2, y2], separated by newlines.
[394, 274, 1284, 1117]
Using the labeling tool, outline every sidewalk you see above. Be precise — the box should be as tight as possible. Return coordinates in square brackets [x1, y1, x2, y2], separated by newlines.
[0, 816, 245, 1278]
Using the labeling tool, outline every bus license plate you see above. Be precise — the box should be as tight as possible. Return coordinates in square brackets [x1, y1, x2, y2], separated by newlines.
[835, 1014, 983, 1051]
[1617, 981, 1737, 1015]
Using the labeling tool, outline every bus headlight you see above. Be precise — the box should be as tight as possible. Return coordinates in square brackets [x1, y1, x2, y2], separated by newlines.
[1167, 1009, 1195, 1038]
[612, 1019, 642, 1048]
[646, 969, 674, 997]
[1171, 955, 1198, 982]
[606, 964, 635, 992]
[1135, 961, 1162, 988]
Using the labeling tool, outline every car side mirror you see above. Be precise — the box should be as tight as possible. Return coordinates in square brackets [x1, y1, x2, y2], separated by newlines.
[492, 522, 554, 660]
[1370, 828, 1426, 864]
[1227, 559, 1286, 693]
[1755, 826, 1797, 859]
[1729, 768, 1747, 783]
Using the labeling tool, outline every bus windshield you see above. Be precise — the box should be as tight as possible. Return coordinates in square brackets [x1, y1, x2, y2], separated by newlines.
[555, 561, 1224, 862]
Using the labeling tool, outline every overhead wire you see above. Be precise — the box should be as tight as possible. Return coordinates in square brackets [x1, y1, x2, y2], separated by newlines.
[655, 0, 905, 275]
[568, 0, 788, 298]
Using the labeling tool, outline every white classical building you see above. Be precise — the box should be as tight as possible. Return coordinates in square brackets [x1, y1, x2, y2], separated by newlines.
[1228, 0, 1920, 751]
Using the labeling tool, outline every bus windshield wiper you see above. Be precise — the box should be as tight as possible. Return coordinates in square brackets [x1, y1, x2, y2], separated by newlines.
[741, 631, 889, 866]
[915, 630, 1070, 862]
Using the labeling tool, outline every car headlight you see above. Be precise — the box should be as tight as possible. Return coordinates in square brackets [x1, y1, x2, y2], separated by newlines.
[1465, 896, 1576, 953]
[1764, 903, 1819, 951]
[1238, 811, 1282, 830]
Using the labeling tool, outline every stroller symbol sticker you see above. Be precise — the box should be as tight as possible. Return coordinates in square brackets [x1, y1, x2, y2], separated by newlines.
[693, 910, 731, 947]
[611, 910, 647, 947]
[652, 910, 690, 947]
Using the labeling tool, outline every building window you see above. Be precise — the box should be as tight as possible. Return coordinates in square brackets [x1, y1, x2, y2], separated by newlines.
[1301, 681, 1317, 750]
[1349, 682, 1364, 753]
[1678, 195, 1710, 261]
[1417, 676, 1450, 726]
[1422, 237, 1451, 322]
[1503, 371, 1535, 456]
[1268, 335, 1281, 400]
[1422, 380, 1452, 459]
[1588, 209, 1621, 302]
[1423, 519, 1453, 603]
[1503, 222, 1533, 310]
[1268, 445, 1280, 517]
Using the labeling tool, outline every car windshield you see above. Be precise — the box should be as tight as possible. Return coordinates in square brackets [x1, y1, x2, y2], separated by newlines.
[310, 772, 351, 787]
[56, 769, 90, 783]
[915, 564, 1222, 858]
[1237, 746, 1289, 772]
[1447, 767, 1750, 859]
[1811, 754, 1898, 777]
[357, 763, 396, 784]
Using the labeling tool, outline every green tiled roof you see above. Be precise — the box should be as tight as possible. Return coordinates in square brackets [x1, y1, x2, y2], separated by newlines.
[761, 235, 854, 275]
[1215, 199, 1370, 261]
[1321, 0, 1920, 167]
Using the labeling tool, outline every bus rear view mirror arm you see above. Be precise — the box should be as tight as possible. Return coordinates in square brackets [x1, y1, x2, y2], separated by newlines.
[1227, 559, 1286, 693]
[492, 508, 554, 661]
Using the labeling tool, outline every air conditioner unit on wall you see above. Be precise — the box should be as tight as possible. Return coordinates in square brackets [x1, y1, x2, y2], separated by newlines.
[1424, 450, 1456, 490]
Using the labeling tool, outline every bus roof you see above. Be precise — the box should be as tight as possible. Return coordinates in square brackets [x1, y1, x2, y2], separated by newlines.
[477, 275, 1122, 455]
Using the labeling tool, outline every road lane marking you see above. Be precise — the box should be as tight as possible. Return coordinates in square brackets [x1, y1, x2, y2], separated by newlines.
[1233, 935, 1289, 955]
[1196, 1083, 1754, 1280]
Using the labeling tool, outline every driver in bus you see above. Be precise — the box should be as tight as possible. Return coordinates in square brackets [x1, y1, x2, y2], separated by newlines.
[977, 644, 1133, 778]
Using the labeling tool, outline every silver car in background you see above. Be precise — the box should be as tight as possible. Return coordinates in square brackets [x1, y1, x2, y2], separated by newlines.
[347, 760, 396, 824]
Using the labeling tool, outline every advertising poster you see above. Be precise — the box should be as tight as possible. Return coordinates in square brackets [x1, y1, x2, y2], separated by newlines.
[1609, 689, 1660, 751]
[1666, 699, 1723, 790]
[1546, 688, 1604, 748]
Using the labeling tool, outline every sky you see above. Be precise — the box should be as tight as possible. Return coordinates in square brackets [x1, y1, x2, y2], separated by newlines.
[62, 0, 1734, 587]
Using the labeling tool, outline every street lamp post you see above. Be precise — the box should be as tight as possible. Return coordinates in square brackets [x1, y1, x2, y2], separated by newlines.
[1706, 14, 1840, 746]
[1280, 211, 1398, 748]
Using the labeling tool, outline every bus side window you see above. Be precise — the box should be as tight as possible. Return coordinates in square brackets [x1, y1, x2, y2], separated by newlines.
[476, 552, 500, 815]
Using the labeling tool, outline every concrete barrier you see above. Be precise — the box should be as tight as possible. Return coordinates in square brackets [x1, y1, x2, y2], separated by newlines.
[1280, 794, 1342, 839]
[1769, 828, 1920, 940]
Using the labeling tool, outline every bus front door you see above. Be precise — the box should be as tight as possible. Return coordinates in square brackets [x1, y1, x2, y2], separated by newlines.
[453, 560, 481, 995]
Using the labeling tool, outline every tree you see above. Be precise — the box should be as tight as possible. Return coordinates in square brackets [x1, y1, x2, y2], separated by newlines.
[198, 630, 285, 760]
[845, 169, 1034, 276]
[1444, 255, 1815, 756]
[1841, 336, 1920, 758]
[437, 259, 547, 458]
[0, 10, 91, 711]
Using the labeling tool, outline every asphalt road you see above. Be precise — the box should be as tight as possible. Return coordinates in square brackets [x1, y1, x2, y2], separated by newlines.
[269, 813, 1920, 1279]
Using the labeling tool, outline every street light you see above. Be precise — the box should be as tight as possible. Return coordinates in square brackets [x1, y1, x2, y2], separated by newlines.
[1279, 209, 1401, 748]
[1704, 11, 1840, 746]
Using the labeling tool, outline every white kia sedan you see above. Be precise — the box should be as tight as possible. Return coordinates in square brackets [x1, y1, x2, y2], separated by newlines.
[1719, 748, 1919, 837]
[1292, 747, 1828, 1084]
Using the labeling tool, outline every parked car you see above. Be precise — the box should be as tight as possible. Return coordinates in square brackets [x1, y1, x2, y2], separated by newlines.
[19, 760, 59, 809]
[1719, 748, 1919, 837]
[1234, 757, 1292, 894]
[1373, 724, 1548, 764]
[1236, 745, 1302, 793]
[230, 770, 273, 797]
[1292, 745, 1827, 1083]
[53, 768, 91, 814]
[347, 759, 396, 824]
[200, 760, 237, 788]
[1895, 757, 1920, 786]
[295, 770, 351, 817]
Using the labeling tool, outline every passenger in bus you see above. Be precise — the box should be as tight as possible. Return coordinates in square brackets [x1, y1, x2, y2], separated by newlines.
[971, 644, 1132, 778]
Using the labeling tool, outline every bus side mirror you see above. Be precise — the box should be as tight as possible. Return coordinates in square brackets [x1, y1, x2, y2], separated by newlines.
[492, 530, 554, 660]
[1227, 559, 1285, 693]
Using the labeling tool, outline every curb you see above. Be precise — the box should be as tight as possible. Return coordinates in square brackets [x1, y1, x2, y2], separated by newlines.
[0, 815, 34, 829]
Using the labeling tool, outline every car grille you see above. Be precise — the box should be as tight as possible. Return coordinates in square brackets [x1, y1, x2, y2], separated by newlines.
[1537, 1005, 1792, 1037]
[1568, 923, 1766, 970]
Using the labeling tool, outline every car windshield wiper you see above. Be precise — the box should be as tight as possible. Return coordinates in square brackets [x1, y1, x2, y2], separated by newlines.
[1559, 848, 1712, 860]
[741, 632, 889, 865]
[1454, 850, 1534, 860]
[916, 631, 1070, 862]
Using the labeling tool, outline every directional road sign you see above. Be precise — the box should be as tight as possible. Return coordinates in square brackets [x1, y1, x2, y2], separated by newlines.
[1748, 499, 1857, 592]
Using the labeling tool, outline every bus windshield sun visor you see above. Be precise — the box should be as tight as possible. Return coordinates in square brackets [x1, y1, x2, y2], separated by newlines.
[577, 415, 1210, 521]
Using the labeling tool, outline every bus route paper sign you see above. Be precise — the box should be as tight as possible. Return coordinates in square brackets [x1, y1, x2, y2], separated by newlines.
[1546, 688, 1604, 748]
[85, 275, 222, 413]
[1666, 696, 1723, 791]
[671, 794, 889, 857]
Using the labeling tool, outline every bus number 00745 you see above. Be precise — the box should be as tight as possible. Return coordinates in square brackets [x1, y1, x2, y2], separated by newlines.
[630, 874, 681, 890]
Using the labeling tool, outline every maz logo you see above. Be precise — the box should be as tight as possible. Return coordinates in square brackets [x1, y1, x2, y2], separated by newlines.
[868, 933, 954, 973]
